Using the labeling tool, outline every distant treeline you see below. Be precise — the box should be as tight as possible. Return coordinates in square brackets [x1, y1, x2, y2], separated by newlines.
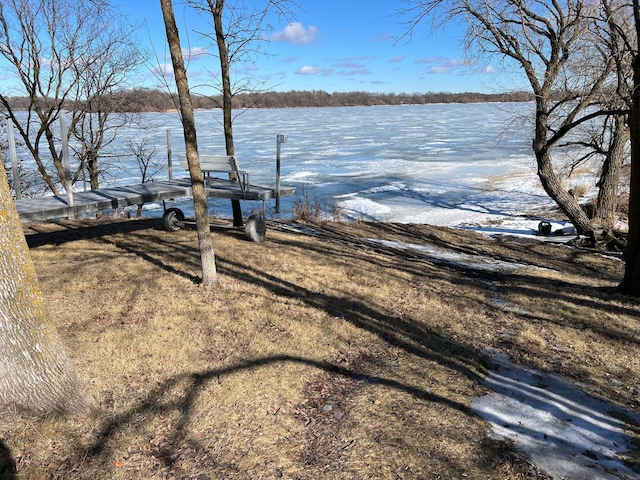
[3, 89, 534, 113]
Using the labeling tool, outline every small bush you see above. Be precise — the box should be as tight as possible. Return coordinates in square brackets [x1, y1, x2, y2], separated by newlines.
[568, 182, 590, 198]
[292, 191, 322, 223]
[330, 202, 345, 222]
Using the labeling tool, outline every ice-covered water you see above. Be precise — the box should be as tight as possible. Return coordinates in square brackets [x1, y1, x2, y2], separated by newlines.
[13, 102, 564, 228]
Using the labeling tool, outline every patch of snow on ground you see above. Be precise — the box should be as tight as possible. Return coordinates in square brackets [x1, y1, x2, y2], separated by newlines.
[366, 238, 558, 273]
[473, 348, 640, 480]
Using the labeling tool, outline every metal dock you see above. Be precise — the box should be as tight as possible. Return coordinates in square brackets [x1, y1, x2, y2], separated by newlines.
[14, 178, 295, 224]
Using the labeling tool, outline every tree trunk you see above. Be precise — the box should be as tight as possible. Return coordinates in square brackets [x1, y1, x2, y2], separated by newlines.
[536, 149, 595, 237]
[87, 150, 106, 218]
[532, 99, 594, 238]
[211, 0, 243, 228]
[0, 153, 92, 415]
[620, 52, 640, 295]
[160, 0, 219, 286]
[595, 114, 628, 231]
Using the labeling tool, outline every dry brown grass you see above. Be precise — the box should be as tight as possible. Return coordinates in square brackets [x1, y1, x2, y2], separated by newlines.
[1, 217, 639, 479]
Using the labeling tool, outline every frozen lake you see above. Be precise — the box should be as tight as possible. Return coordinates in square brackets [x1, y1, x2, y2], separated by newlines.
[12, 102, 573, 233]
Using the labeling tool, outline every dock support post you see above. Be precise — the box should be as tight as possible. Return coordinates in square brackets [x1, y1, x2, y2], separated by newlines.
[275, 134, 287, 214]
[167, 129, 173, 180]
[7, 121, 20, 200]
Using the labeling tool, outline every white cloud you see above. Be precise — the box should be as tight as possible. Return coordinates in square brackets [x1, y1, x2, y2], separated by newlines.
[270, 22, 318, 45]
[450, 59, 476, 67]
[182, 47, 209, 60]
[425, 58, 476, 74]
[478, 65, 496, 74]
[428, 65, 452, 74]
[295, 65, 331, 76]
[296, 65, 318, 75]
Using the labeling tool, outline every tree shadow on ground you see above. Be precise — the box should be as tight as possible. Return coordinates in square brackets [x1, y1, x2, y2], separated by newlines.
[24, 218, 162, 248]
[24, 218, 638, 477]
[0, 439, 16, 480]
[74, 353, 481, 477]
[50, 224, 497, 475]
[215, 253, 486, 383]
[273, 222, 637, 349]
[473, 350, 640, 479]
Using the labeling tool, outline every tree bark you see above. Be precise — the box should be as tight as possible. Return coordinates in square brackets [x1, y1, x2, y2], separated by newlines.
[532, 98, 595, 238]
[620, 49, 640, 294]
[536, 149, 595, 236]
[0, 153, 92, 415]
[160, 0, 219, 286]
[209, 0, 243, 227]
[595, 115, 628, 230]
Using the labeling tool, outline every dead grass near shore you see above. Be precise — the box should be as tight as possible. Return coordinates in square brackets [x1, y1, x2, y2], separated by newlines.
[1, 217, 639, 479]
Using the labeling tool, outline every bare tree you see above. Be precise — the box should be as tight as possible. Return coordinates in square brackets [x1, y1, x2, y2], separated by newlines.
[402, 0, 640, 291]
[0, 0, 143, 196]
[126, 137, 164, 185]
[401, 0, 629, 240]
[208, 0, 243, 227]
[160, 0, 219, 286]
[580, 0, 634, 230]
[187, 0, 295, 227]
[593, 114, 629, 230]
[67, 25, 144, 193]
[126, 136, 164, 217]
[0, 150, 92, 415]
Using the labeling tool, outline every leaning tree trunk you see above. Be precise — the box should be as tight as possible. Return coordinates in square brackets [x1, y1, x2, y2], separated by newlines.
[531, 97, 594, 238]
[160, 0, 219, 286]
[0, 154, 92, 415]
[536, 150, 594, 236]
[595, 114, 628, 231]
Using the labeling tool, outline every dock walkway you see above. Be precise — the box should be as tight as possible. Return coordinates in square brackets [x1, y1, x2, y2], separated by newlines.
[15, 177, 294, 223]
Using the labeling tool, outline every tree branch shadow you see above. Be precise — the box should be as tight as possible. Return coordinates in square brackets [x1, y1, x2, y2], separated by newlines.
[82, 354, 472, 471]
[0, 439, 16, 480]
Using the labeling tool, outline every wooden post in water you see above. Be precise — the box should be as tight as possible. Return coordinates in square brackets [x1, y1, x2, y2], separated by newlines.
[59, 112, 73, 208]
[7, 121, 20, 200]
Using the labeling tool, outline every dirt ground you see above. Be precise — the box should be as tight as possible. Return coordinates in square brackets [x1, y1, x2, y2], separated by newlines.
[0, 217, 638, 479]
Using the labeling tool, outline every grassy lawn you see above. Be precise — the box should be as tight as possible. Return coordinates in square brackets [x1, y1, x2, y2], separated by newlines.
[1, 217, 638, 479]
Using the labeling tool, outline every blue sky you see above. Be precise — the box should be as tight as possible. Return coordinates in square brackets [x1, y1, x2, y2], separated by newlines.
[96, 1, 521, 95]
[112, 0, 521, 95]
[118, 0, 514, 94]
